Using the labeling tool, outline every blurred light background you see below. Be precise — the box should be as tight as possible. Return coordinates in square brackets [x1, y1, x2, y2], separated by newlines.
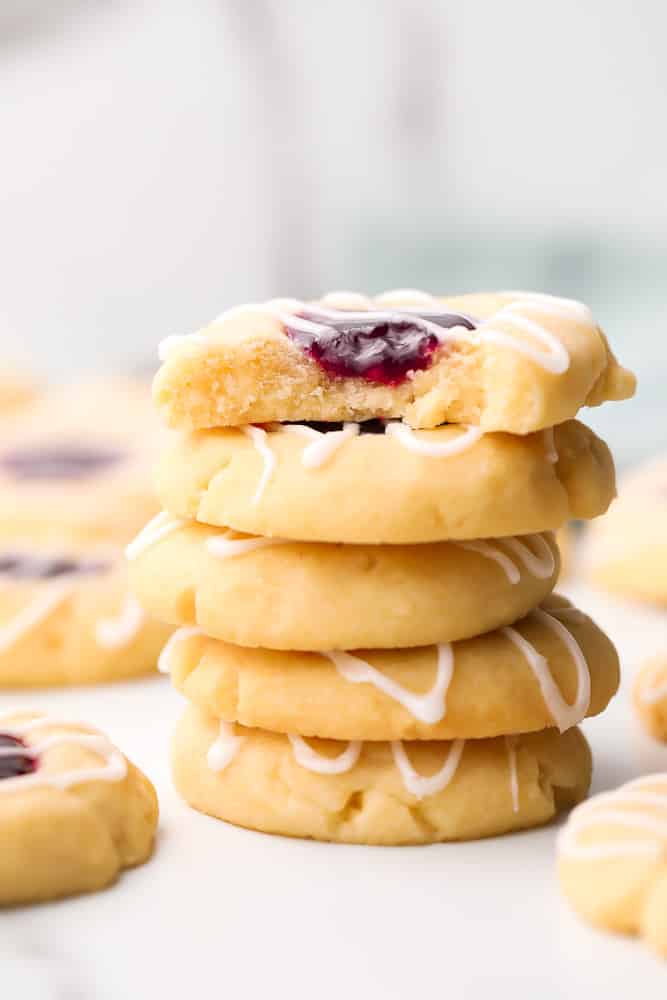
[0, 0, 664, 465]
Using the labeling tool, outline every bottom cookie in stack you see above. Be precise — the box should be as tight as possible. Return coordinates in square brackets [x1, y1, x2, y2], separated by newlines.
[161, 595, 619, 845]
[173, 709, 591, 846]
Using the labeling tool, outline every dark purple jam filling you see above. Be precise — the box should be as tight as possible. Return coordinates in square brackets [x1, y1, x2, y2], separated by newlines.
[0, 552, 111, 580]
[0, 733, 36, 780]
[285, 308, 476, 386]
[1, 443, 125, 481]
[289, 420, 387, 435]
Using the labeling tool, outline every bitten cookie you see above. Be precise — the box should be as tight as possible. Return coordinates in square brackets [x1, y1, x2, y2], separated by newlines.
[172, 705, 591, 845]
[154, 289, 634, 434]
[161, 596, 618, 741]
[0, 543, 171, 687]
[0, 378, 163, 545]
[128, 517, 560, 649]
[584, 455, 667, 604]
[156, 419, 615, 544]
[634, 657, 667, 742]
[0, 712, 158, 905]
[558, 774, 667, 959]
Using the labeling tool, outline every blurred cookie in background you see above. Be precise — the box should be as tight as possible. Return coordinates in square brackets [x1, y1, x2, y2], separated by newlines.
[0, 378, 163, 545]
[634, 656, 667, 742]
[582, 455, 667, 605]
[0, 364, 37, 416]
[0, 541, 171, 686]
[558, 773, 667, 960]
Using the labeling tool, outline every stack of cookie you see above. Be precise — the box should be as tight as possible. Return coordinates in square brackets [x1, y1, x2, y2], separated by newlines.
[131, 289, 635, 844]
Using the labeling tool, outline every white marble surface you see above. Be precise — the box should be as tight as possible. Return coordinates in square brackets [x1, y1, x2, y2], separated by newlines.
[1, 582, 666, 998]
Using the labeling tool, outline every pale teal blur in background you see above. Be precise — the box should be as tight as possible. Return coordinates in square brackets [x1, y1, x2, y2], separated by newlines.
[0, 1, 664, 466]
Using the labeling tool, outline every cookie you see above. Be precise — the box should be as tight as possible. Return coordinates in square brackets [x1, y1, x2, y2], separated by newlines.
[159, 596, 618, 741]
[0, 378, 162, 545]
[0, 712, 158, 905]
[155, 418, 615, 544]
[128, 515, 560, 649]
[558, 775, 667, 959]
[584, 455, 667, 604]
[154, 289, 634, 434]
[0, 366, 36, 416]
[634, 658, 667, 742]
[172, 704, 591, 845]
[0, 542, 171, 687]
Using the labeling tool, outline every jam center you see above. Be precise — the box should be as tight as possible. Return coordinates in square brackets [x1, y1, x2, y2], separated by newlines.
[288, 420, 387, 435]
[285, 308, 476, 386]
[0, 552, 112, 580]
[0, 733, 37, 780]
[1, 443, 125, 481]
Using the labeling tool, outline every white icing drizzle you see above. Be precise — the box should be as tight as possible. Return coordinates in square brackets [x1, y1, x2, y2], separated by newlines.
[288, 735, 362, 775]
[242, 425, 276, 505]
[207, 720, 245, 772]
[240, 419, 485, 506]
[278, 422, 361, 468]
[385, 422, 483, 457]
[0, 583, 73, 655]
[160, 289, 590, 378]
[638, 661, 667, 706]
[455, 540, 521, 585]
[543, 427, 558, 464]
[157, 625, 204, 675]
[206, 531, 291, 559]
[126, 511, 185, 561]
[497, 534, 556, 580]
[281, 289, 585, 371]
[391, 739, 465, 800]
[501, 608, 591, 732]
[455, 533, 555, 585]
[299, 423, 360, 468]
[325, 646, 454, 724]
[95, 594, 145, 649]
[558, 775, 667, 862]
[505, 736, 520, 813]
[478, 301, 571, 374]
[0, 714, 127, 795]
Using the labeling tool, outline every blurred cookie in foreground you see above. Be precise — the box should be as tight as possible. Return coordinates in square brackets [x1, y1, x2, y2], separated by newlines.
[558, 774, 667, 959]
[0, 712, 158, 905]
[0, 378, 162, 545]
[583, 455, 667, 604]
[634, 657, 667, 742]
[0, 541, 171, 687]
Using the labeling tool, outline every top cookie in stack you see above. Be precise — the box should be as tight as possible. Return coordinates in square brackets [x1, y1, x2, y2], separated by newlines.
[132, 288, 634, 846]
[154, 289, 634, 433]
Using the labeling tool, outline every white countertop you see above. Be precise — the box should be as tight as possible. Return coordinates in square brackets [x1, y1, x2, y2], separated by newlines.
[2, 582, 666, 999]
